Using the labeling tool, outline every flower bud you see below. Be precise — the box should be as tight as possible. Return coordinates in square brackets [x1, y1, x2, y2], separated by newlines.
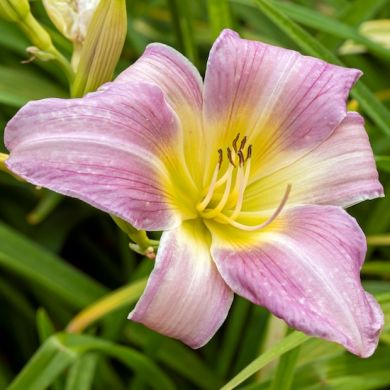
[71, 0, 127, 97]
[42, 0, 100, 43]
[0, 0, 29, 22]
[339, 19, 390, 55]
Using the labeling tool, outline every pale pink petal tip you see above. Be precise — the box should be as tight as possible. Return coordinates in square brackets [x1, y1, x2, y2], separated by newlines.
[129, 223, 233, 348]
[211, 206, 384, 357]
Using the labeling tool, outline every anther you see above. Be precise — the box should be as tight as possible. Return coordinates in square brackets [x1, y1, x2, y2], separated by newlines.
[247, 145, 252, 160]
[232, 133, 240, 152]
[239, 136, 247, 151]
[237, 150, 245, 166]
[218, 148, 223, 167]
[227, 147, 236, 167]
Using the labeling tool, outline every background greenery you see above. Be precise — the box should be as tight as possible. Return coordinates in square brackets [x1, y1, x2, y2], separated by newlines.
[1, 0, 390, 389]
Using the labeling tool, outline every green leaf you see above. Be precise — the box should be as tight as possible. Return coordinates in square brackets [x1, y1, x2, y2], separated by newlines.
[7, 336, 77, 390]
[292, 344, 390, 390]
[62, 334, 176, 390]
[351, 83, 390, 137]
[0, 221, 107, 309]
[333, 0, 388, 27]
[375, 155, 390, 173]
[264, 0, 390, 61]
[36, 309, 63, 390]
[0, 273, 35, 322]
[221, 331, 309, 390]
[36, 308, 56, 342]
[319, 0, 389, 50]
[0, 65, 67, 107]
[125, 324, 221, 389]
[65, 354, 98, 390]
[217, 298, 251, 378]
[166, 0, 199, 66]
[268, 330, 301, 390]
[0, 360, 12, 390]
[8, 333, 176, 390]
[362, 260, 390, 276]
[207, 0, 233, 38]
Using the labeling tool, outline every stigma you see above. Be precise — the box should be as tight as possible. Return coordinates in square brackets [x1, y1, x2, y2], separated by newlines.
[196, 134, 291, 231]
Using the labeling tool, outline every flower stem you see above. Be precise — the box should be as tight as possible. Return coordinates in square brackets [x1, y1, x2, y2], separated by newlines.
[0, 152, 8, 172]
[367, 234, 390, 246]
[27, 191, 63, 225]
[17, 12, 74, 83]
[66, 278, 147, 333]
[0, 152, 24, 181]
[111, 215, 159, 259]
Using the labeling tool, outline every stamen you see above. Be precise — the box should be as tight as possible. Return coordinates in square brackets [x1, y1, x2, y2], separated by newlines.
[230, 163, 244, 202]
[199, 140, 288, 231]
[237, 150, 245, 166]
[229, 158, 251, 220]
[232, 133, 240, 152]
[247, 145, 252, 160]
[196, 162, 220, 212]
[215, 163, 234, 187]
[218, 148, 223, 167]
[227, 147, 236, 167]
[202, 173, 234, 219]
[239, 136, 247, 151]
[219, 184, 292, 231]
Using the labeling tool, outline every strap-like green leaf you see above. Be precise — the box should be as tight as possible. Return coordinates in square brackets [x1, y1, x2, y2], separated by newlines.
[0, 221, 107, 308]
[221, 331, 309, 390]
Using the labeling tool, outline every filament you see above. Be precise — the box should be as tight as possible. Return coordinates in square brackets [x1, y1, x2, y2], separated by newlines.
[196, 162, 220, 212]
[202, 173, 233, 219]
[230, 159, 251, 220]
[219, 184, 292, 231]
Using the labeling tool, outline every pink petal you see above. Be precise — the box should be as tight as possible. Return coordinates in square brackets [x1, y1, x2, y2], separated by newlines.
[115, 43, 205, 183]
[116, 43, 203, 115]
[210, 206, 383, 357]
[129, 222, 233, 348]
[5, 82, 190, 230]
[244, 112, 383, 211]
[203, 29, 361, 179]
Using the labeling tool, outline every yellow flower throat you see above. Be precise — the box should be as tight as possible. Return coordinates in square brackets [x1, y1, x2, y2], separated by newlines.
[196, 134, 291, 231]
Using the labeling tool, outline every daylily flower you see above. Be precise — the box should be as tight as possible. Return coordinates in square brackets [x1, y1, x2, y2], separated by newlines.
[4, 29, 384, 357]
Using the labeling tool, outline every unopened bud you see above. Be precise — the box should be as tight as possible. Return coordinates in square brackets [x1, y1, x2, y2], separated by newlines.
[339, 19, 390, 55]
[0, 0, 29, 22]
[42, 0, 100, 43]
[71, 0, 127, 97]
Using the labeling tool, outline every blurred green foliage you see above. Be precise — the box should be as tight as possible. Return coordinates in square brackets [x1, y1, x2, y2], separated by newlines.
[0, 0, 390, 389]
